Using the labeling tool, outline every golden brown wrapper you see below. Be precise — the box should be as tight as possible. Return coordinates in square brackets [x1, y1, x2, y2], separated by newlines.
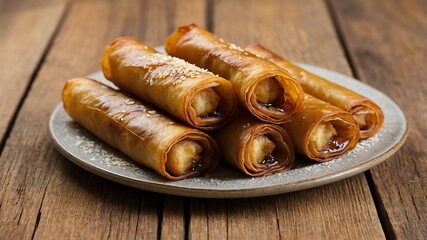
[165, 24, 304, 124]
[245, 44, 384, 139]
[213, 111, 295, 176]
[282, 94, 360, 162]
[102, 37, 237, 130]
[62, 78, 219, 180]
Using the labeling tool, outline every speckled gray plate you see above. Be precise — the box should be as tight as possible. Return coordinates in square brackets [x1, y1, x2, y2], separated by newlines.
[49, 63, 408, 198]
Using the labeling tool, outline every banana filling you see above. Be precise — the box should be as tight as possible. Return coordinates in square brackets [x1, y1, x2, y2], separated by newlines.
[353, 112, 374, 131]
[166, 140, 202, 176]
[353, 114, 367, 129]
[251, 135, 277, 166]
[191, 88, 221, 118]
[254, 77, 284, 108]
[310, 122, 340, 152]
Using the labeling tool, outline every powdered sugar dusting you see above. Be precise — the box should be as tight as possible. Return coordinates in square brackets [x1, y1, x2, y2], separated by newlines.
[75, 135, 132, 167]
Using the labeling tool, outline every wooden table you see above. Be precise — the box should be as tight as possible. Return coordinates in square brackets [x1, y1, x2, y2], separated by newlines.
[0, 0, 425, 239]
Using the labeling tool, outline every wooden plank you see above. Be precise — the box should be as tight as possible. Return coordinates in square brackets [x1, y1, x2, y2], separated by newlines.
[34, 161, 160, 239]
[329, 0, 427, 238]
[190, 199, 228, 240]
[189, 0, 386, 239]
[0, 0, 67, 145]
[0, 0, 204, 239]
[161, 197, 185, 240]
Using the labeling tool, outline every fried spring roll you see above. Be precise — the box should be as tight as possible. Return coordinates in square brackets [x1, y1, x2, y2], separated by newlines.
[282, 95, 359, 161]
[102, 37, 237, 130]
[165, 24, 304, 124]
[62, 78, 219, 180]
[213, 111, 295, 176]
[245, 44, 384, 139]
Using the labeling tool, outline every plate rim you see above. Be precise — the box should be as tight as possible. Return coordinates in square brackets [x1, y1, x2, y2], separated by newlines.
[49, 64, 409, 198]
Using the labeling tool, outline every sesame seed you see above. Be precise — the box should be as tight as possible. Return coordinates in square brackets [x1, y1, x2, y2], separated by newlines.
[238, 56, 242, 60]
[148, 110, 156, 114]
[125, 99, 135, 105]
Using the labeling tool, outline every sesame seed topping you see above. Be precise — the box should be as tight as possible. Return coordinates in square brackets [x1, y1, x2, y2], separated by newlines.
[148, 110, 156, 114]
[173, 79, 183, 85]
[125, 99, 135, 105]
[125, 52, 218, 83]
[228, 43, 245, 52]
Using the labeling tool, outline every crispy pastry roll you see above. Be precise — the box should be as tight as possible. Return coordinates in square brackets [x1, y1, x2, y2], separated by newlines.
[165, 24, 304, 124]
[282, 94, 359, 162]
[245, 44, 384, 139]
[102, 37, 237, 130]
[213, 111, 295, 176]
[62, 78, 219, 180]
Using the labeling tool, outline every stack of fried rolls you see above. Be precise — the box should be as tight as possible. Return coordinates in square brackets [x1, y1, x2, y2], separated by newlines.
[61, 24, 382, 180]
[165, 24, 304, 124]
[244, 44, 384, 139]
[102, 37, 237, 131]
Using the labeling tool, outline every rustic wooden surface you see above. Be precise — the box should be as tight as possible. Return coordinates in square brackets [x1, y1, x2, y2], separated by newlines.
[330, 0, 427, 239]
[0, 0, 425, 239]
[0, 0, 67, 147]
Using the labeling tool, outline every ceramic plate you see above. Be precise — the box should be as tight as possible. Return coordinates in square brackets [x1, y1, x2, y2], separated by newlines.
[49, 62, 408, 198]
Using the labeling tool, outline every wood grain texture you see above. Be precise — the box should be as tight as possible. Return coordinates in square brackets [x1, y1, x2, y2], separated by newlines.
[330, 0, 427, 238]
[161, 197, 185, 240]
[190, 199, 227, 240]
[0, 0, 205, 239]
[191, 198, 280, 240]
[189, 0, 385, 239]
[0, 0, 67, 145]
